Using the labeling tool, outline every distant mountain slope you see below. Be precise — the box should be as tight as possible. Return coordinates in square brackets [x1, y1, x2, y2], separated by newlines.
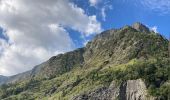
[1, 48, 85, 84]
[0, 22, 169, 100]
[0, 75, 8, 85]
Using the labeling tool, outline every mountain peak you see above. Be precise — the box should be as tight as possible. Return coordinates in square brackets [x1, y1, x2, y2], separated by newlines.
[132, 22, 150, 33]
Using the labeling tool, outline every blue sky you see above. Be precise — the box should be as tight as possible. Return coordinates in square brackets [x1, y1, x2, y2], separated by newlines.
[0, 0, 169, 76]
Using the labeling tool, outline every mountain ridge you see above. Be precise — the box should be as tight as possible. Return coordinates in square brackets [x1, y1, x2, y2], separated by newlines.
[0, 22, 166, 81]
[0, 22, 169, 84]
[0, 22, 169, 100]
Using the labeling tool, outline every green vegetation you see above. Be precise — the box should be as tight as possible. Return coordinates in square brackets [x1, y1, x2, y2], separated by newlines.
[0, 58, 169, 100]
[115, 58, 170, 99]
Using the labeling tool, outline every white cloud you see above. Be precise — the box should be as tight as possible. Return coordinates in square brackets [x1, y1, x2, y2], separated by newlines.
[150, 26, 158, 33]
[101, 5, 112, 21]
[89, 0, 100, 6]
[122, 0, 170, 15]
[89, 0, 113, 21]
[84, 16, 102, 36]
[138, 0, 170, 15]
[0, 0, 102, 76]
[101, 8, 106, 21]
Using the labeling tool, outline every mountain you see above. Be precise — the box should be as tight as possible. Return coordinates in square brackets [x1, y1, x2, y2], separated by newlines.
[0, 75, 8, 85]
[0, 22, 169, 100]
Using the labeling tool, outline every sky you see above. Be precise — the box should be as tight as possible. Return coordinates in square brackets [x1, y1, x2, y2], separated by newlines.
[0, 0, 169, 76]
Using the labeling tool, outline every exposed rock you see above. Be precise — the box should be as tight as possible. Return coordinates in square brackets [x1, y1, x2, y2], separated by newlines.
[73, 79, 155, 100]
[132, 22, 150, 33]
[72, 82, 119, 100]
[125, 79, 148, 100]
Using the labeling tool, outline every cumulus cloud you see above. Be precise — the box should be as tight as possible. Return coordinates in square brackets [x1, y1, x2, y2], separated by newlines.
[150, 26, 158, 33]
[89, 0, 100, 6]
[84, 16, 102, 36]
[0, 0, 102, 76]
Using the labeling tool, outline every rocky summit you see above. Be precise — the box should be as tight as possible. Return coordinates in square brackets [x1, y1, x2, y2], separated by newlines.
[0, 22, 169, 100]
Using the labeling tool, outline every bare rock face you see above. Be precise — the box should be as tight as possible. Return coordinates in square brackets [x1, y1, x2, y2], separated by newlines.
[125, 79, 149, 100]
[132, 22, 150, 33]
[119, 79, 156, 100]
[73, 79, 155, 100]
[72, 81, 119, 100]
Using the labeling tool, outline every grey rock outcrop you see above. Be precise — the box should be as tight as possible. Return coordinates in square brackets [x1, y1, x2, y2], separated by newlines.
[72, 81, 119, 100]
[125, 79, 153, 100]
[73, 79, 155, 100]
[132, 22, 150, 33]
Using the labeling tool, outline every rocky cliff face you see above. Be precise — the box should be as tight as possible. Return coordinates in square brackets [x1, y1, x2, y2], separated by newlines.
[132, 22, 150, 33]
[125, 79, 147, 100]
[73, 79, 155, 100]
